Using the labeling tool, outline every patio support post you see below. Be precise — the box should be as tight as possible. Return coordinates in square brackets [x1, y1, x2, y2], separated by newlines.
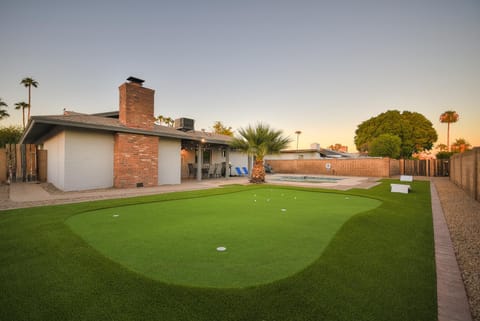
[196, 144, 203, 181]
[225, 147, 230, 179]
[248, 155, 252, 178]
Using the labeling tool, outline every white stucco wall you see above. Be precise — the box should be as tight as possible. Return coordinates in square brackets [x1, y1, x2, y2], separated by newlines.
[63, 130, 114, 191]
[158, 138, 181, 185]
[43, 131, 66, 190]
[229, 151, 249, 170]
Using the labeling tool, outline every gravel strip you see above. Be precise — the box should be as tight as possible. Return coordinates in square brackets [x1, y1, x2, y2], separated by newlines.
[433, 177, 480, 321]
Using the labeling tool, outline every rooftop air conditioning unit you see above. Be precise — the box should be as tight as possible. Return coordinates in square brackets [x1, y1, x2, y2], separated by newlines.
[174, 118, 195, 131]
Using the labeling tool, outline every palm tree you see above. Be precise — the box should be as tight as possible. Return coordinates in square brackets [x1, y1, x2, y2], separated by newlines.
[20, 77, 39, 121]
[15, 102, 29, 128]
[230, 123, 291, 183]
[0, 98, 9, 120]
[439, 110, 459, 152]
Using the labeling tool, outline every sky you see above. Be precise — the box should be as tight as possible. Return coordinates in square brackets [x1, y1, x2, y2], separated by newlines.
[1, 0, 479, 152]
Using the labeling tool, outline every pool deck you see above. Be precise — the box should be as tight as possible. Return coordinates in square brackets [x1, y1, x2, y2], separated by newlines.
[266, 174, 380, 190]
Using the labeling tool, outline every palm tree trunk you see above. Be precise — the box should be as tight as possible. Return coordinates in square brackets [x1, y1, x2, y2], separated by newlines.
[27, 85, 31, 120]
[447, 122, 450, 152]
[250, 160, 265, 183]
[22, 107, 25, 129]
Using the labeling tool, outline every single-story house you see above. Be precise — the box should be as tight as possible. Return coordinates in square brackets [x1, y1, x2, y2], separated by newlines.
[20, 77, 248, 191]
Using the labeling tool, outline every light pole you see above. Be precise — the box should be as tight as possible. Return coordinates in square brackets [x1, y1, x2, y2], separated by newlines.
[295, 130, 302, 151]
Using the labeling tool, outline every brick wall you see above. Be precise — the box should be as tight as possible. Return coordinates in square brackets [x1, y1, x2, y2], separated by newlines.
[118, 82, 155, 130]
[450, 147, 479, 201]
[114, 133, 158, 188]
[266, 158, 395, 177]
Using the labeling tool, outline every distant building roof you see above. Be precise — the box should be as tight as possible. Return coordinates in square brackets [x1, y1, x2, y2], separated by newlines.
[279, 148, 351, 158]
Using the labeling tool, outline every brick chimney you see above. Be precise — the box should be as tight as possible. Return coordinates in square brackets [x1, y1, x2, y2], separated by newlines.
[119, 76, 155, 130]
[114, 77, 158, 188]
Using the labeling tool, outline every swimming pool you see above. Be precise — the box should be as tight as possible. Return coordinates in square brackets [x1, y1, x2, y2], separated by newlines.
[270, 175, 343, 183]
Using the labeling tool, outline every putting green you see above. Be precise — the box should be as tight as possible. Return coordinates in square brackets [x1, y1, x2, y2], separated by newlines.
[66, 188, 380, 288]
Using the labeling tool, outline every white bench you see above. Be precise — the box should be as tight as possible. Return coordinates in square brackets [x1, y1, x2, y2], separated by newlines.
[400, 175, 413, 182]
[391, 184, 410, 194]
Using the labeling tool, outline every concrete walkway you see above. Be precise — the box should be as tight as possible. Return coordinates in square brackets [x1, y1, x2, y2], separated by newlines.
[9, 183, 53, 202]
[431, 182, 473, 321]
[0, 178, 250, 210]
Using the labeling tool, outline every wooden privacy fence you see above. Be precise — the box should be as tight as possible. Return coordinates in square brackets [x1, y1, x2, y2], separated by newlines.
[0, 144, 47, 183]
[400, 159, 449, 177]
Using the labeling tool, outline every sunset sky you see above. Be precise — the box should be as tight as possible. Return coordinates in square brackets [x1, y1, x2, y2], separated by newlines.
[1, 0, 479, 152]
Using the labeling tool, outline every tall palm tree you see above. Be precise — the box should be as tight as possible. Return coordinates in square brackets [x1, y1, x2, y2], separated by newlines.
[15, 102, 29, 129]
[230, 123, 291, 183]
[439, 110, 459, 152]
[0, 98, 9, 120]
[20, 77, 39, 121]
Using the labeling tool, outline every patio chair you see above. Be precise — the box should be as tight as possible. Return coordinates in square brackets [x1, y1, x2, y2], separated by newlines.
[214, 163, 221, 178]
[235, 167, 243, 176]
[208, 164, 216, 178]
[188, 163, 196, 178]
[242, 167, 249, 175]
[202, 164, 210, 178]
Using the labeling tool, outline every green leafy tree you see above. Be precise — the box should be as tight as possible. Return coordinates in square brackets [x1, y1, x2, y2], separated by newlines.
[369, 134, 402, 158]
[436, 151, 455, 159]
[212, 121, 233, 136]
[439, 110, 459, 152]
[0, 125, 23, 147]
[230, 123, 291, 183]
[20, 77, 39, 120]
[436, 143, 448, 152]
[0, 98, 9, 120]
[354, 110, 438, 158]
[15, 102, 29, 129]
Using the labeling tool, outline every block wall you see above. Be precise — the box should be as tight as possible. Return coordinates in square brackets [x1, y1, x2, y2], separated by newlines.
[266, 158, 394, 177]
[450, 147, 479, 201]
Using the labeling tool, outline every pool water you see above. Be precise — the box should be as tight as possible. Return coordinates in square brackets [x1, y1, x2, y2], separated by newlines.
[271, 175, 343, 183]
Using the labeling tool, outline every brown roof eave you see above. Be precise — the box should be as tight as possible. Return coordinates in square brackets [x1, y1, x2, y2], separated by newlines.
[21, 117, 233, 145]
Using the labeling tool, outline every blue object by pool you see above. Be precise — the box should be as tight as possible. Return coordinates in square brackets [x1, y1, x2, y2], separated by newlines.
[235, 167, 243, 176]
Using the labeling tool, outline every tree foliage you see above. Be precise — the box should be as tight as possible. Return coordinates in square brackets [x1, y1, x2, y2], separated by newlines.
[0, 98, 9, 120]
[230, 123, 291, 183]
[156, 115, 174, 127]
[439, 110, 459, 151]
[354, 110, 438, 158]
[20, 77, 39, 121]
[212, 121, 233, 136]
[0, 125, 23, 147]
[15, 102, 29, 129]
[451, 138, 471, 153]
[369, 134, 402, 159]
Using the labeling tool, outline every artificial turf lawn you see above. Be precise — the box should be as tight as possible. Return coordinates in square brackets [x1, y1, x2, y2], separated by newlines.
[66, 189, 381, 288]
[0, 181, 437, 321]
